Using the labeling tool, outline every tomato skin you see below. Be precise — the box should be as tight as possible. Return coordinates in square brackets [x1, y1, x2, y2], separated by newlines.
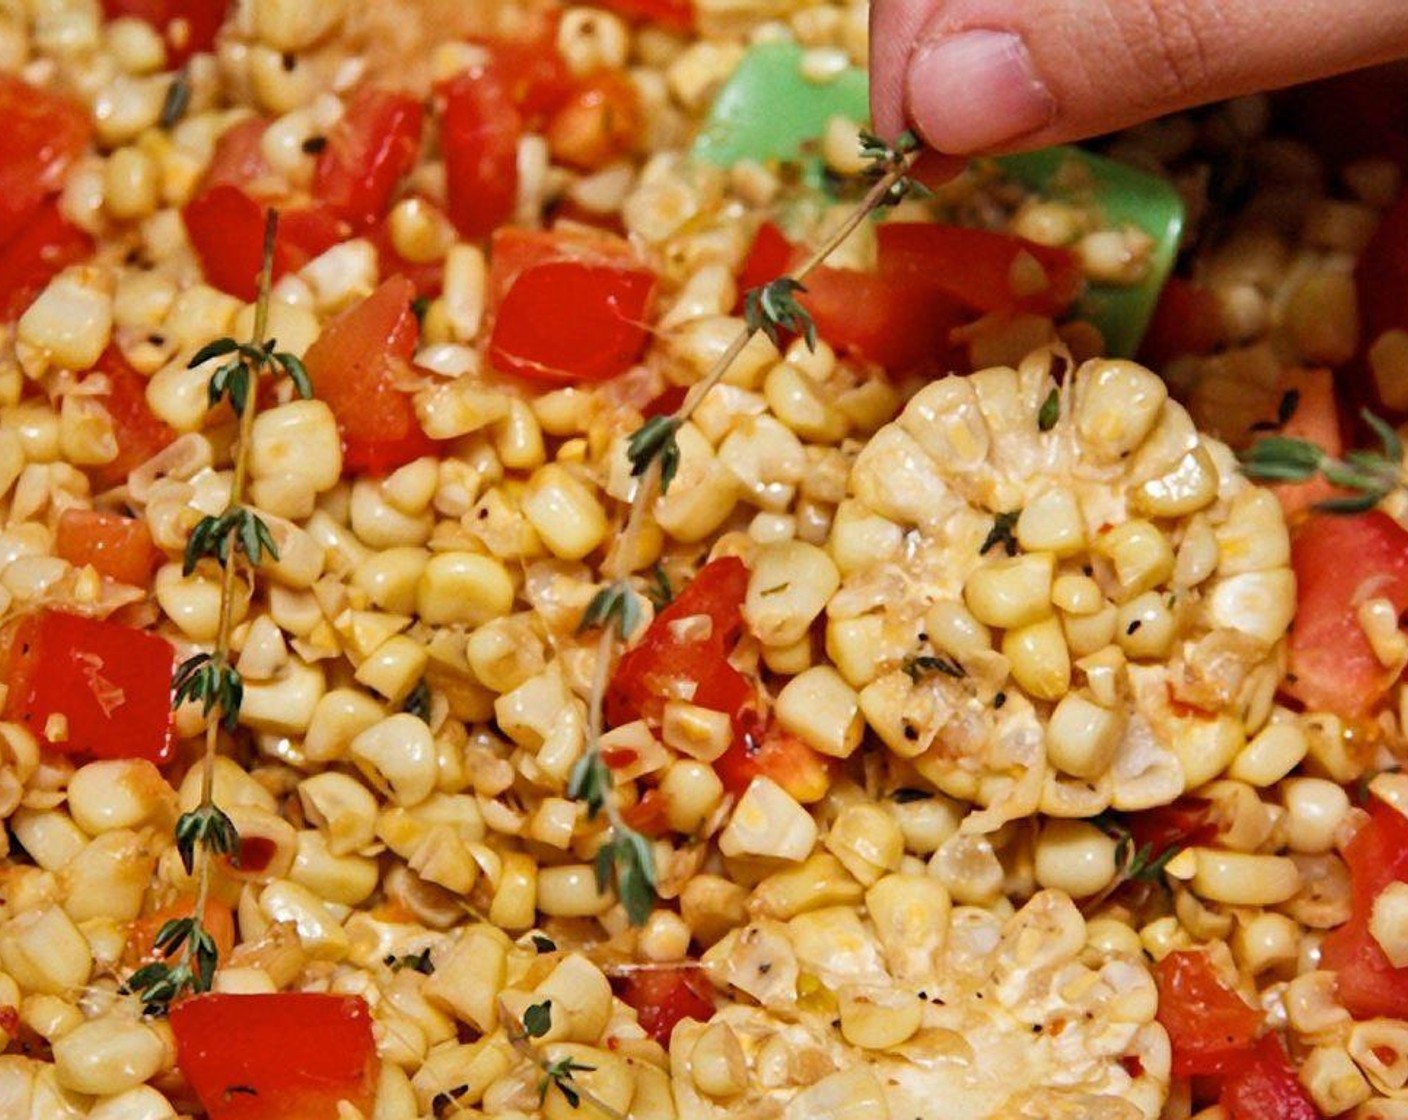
[1322, 799, 1408, 1019]
[1138, 278, 1221, 368]
[438, 68, 522, 241]
[101, 0, 228, 66]
[546, 71, 641, 171]
[614, 967, 715, 1047]
[1125, 798, 1216, 863]
[184, 186, 344, 301]
[314, 88, 423, 231]
[480, 26, 575, 125]
[1286, 511, 1408, 718]
[55, 510, 162, 586]
[1218, 1034, 1319, 1120]
[737, 223, 965, 373]
[0, 75, 92, 250]
[171, 993, 377, 1120]
[875, 222, 1083, 317]
[302, 275, 439, 474]
[712, 724, 830, 805]
[87, 346, 178, 491]
[2, 609, 175, 765]
[0, 199, 94, 323]
[488, 228, 656, 383]
[606, 556, 750, 729]
[201, 117, 274, 193]
[1154, 950, 1264, 1077]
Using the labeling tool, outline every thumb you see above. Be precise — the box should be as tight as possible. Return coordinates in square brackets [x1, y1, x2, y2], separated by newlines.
[870, 0, 1408, 154]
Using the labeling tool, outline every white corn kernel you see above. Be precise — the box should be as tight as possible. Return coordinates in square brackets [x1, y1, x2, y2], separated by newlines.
[719, 778, 816, 862]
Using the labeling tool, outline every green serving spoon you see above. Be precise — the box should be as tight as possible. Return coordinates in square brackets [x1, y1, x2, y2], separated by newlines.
[691, 41, 1185, 359]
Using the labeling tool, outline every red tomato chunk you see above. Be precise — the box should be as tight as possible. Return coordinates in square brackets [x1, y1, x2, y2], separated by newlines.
[1322, 798, 1408, 1020]
[1154, 950, 1263, 1077]
[2, 609, 175, 765]
[1286, 510, 1408, 718]
[314, 87, 423, 231]
[438, 67, 522, 241]
[101, 0, 228, 66]
[54, 509, 162, 586]
[86, 346, 178, 491]
[488, 227, 656, 383]
[302, 275, 440, 475]
[0, 200, 94, 323]
[615, 966, 715, 1047]
[171, 993, 376, 1120]
[0, 74, 92, 251]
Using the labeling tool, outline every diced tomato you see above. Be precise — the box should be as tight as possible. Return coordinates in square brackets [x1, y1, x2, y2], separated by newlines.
[101, 0, 229, 66]
[1285, 511, 1408, 718]
[592, 0, 693, 31]
[200, 117, 274, 194]
[737, 222, 966, 373]
[0, 75, 91, 250]
[171, 994, 377, 1120]
[438, 67, 522, 241]
[1138, 277, 1222, 368]
[712, 723, 831, 805]
[183, 186, 345, 301]
[614, 967, 715, 1047]
[55, 510, 162, 586]
[621, 788, 672, 838]
[1154, 950, 1264, 1077]
[488, 227, 656, 383]
[875, 222, 1083, 317]
[1124, 798, 1217, 864]
[128, 898, 235, 965]
[1267, 369, 1345, 519]
[1322, 798, 1408, 1019]
[546, 70, 641, 171]
[606, 556, 751, 729]
[86, 346, 178, 491]
[1, 609, 174, 765]
[480, 24, 575, 125]
[314, 88, 423, 231]
[302, 275, 439, 474]
[1218, 1034, 1319, 1120]
[0, 199, 94, 323]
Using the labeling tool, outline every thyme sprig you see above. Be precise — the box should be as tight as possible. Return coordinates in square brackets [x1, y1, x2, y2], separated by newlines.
[1089, 812, 1183, 886]
[572, 131, 924, 928]
[504, 1002, 618, 1118]
[126, 209, 306, 1015]
[1240, 408, 1405, 514]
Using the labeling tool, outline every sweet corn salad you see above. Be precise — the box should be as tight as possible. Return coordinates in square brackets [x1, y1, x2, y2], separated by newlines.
[2, 1, 1408, 1118]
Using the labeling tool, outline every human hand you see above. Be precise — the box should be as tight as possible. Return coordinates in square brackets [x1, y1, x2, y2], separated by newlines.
[870, 0, 1408, 154]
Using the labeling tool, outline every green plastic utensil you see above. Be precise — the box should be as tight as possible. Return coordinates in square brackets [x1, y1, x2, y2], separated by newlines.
[692, 42, 1186, 358]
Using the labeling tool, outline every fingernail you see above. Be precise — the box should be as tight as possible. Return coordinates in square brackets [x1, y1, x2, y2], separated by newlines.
[905, 30, 1055, 153]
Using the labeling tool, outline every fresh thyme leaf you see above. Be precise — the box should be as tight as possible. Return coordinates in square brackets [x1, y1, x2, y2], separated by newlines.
[385, 948, 435, 974]
[1366, 408, 1405, 464]
[857, 128, 927, 204]
[592, 832, 658, 926]
[646, 562, 674, 609]
[523, 1000, 553, 1039]
[744, 277, 817, 351]
[189, 337, 241, 368]
[275, 352, 313, 399]
[530, 934, 558, 953]
[172, 655, 244, 729]
[1038, 388, 1060, 432]
[903, 654, 966, 681]
[578, 582, 642, 641]
[1239, 436, 1327, 482]
[627, 415, 681, 493]
[890, 787, 933, 803]
[175, 803, 240, 877]
[153, 916, 196, 955]
[184, 509, 280, 574]
[979, 510, 1021, 557]
[402, 678, 432, 722]
[1277, 388, 1301, 427]
[411, 295, 431, 323]
[160, 71, 192, 130]
[567, 751, 611, 818]
[538, 1054, 595, 1108]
